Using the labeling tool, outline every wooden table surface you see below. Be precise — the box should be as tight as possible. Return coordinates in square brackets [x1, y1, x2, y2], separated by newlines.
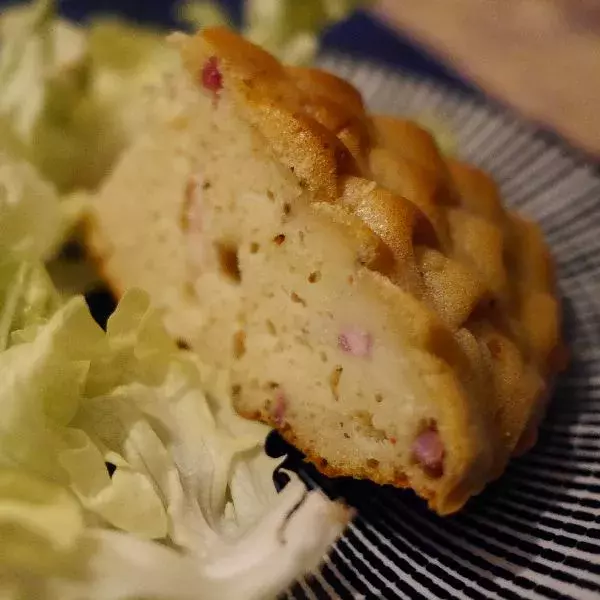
[375, 0, 600, 157]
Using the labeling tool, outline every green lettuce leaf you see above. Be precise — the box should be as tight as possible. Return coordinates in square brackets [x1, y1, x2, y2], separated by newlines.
[0, 152, 73, 262]
[0, 0, 109, 192]
[0, 1, 174, 193]
[0, 468, 87, 600]
[0, 286, 351, 599]
[244, 0, 372, 64]
[179, 0, 372, 65]
[178, 0, 231, 30]
[0, 257, 60, 350]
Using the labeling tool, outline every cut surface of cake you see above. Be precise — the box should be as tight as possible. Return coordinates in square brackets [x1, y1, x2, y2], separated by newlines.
[88, 27, 566, 515]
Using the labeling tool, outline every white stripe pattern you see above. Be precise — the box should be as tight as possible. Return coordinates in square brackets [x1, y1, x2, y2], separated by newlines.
[274, 53, 600, 599]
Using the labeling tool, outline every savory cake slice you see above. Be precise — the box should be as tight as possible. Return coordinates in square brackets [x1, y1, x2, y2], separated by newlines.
[88, 27, 565, 515]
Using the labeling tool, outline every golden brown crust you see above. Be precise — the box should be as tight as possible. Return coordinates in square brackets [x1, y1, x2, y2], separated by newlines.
[371, 116, 449, 174]
[178, 27, 359, 201]
[286, 67, 366, 117]
[447, 160, 506, 224]
[159, 27, 565, 513]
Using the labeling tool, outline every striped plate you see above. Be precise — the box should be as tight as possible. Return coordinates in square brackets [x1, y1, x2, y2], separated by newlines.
[273, 54, 600, 600]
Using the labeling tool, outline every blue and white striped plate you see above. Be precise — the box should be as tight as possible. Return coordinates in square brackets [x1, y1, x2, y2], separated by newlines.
[273, 54, 600, 600]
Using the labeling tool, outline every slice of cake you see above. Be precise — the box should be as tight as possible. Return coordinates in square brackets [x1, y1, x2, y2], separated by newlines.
[88, 27, 566, 515]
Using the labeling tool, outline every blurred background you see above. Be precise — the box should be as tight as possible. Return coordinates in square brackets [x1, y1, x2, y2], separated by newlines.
[2, 0, 599, 157]
[19, 0, 473, 89]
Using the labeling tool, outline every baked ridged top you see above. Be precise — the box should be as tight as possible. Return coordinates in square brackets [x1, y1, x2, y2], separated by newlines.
[174, 27, 566, 500]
